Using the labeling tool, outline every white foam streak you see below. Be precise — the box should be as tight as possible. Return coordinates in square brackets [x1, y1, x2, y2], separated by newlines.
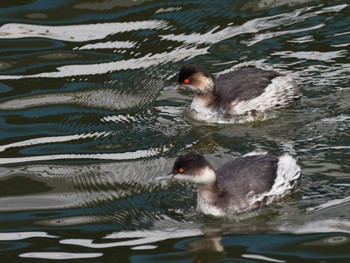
[0, 132, 109, 152]
[245, 24, 324, 46]
[20, 252, 102, 260]
[0, 20, 167, 42]
[272, 50, 347, 62]
[307, 196, 350, 212]
[0, 231, 57, 241]
[161, 4, 347, 47]
[161, 5, 320, 45]
[280, 220, 350, 234]
[242, 254, 286, 263]
[60, 228, 202, 249]
[77, 40, 135, 50]
[0, 149, 159, 165]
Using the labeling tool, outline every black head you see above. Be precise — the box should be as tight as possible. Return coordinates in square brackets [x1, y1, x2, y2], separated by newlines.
[170, 152, 216, 184]
[178, 64, 211, 83]
[177, 64, 214, 94]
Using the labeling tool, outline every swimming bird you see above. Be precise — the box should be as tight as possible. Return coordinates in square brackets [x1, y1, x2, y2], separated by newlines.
[158, 152, 301, 216]
[176, 64, 301, 122]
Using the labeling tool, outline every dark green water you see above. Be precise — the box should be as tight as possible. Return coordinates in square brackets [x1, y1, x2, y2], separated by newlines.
[0, 0, 349, 262]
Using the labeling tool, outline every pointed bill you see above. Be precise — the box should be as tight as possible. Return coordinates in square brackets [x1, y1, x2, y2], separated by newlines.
[155, 174, 174, 180]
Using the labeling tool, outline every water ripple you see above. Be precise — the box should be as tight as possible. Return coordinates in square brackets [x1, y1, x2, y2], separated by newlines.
[0, 231, 57, 241]
[0, 20, 167, 42]
[0, 0, 349, 261]
[272, 50, 348, 62]
[20, 252, 103, 260]
[77, 40, 136, 50]
[0, 132, 110, 152]
[0, 148, 162, 165]
[0, 47, 207, 79]
[160, 4, 340, 45]
[60, 228, 202, 249]
[0, 89, 154, 110]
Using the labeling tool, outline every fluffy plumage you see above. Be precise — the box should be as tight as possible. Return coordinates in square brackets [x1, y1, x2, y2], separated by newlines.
[158, 152, 301, 216]
[177, 64, 301, 122]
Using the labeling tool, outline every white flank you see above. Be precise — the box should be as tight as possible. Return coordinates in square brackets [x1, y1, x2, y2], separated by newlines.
[248, 154, 301, 206]
[230, 76, 299, 115]
[188, 75, 298, 123]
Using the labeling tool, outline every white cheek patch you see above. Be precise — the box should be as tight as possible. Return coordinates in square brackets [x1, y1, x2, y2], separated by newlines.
[196, 76, 214, 93]
[195, 167, 216, 184]
[230, 76, 300, 115]
[179, 76, 214, 94]
[172, 167, 216, 184]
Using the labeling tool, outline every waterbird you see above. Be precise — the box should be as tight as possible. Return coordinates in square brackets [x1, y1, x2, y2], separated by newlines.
[157, 152, 301, 216]
[176, 64, 301, 122]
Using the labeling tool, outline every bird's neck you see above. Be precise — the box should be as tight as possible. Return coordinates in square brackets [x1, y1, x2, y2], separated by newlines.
[191, 93, 217, 115]
[198, 180, 220, 201]
[194, 92, 216, 106]
[192, 75, 216, 106]
[196, 178, 224, 216]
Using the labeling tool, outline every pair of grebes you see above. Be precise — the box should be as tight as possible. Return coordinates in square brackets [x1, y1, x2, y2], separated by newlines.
[157, 64, 302, 216]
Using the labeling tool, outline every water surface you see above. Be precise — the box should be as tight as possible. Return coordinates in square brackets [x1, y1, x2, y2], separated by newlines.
[0, 0, 349, 262]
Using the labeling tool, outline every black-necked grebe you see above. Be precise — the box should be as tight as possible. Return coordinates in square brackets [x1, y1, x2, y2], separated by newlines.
[176, 64, 301, 122]
[157, 152, 301, 216]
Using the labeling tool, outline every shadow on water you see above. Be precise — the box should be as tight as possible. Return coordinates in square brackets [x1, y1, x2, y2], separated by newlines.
[0, 0, 350, 261]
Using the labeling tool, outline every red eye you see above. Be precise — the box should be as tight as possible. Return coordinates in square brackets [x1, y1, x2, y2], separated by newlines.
[183, 79, 190, 84]
[178, 167, 185, 173]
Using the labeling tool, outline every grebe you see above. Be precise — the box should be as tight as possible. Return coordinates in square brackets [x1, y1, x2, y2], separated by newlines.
[176, 64, 300, 122]
[158, 152, 301, 216]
